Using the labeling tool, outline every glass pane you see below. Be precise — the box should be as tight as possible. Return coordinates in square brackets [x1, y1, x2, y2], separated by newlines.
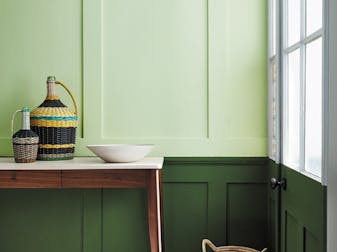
[283, 49, 301, 168]
[306, 0, 322, 35]
[287, 0, 300, 46]
[305, 38, 322, 177]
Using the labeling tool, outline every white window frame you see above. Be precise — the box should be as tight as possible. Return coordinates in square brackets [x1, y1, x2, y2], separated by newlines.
[268, 0, 280, 164]
[268, 0, 327, 184]
[283, 0, 324, 181]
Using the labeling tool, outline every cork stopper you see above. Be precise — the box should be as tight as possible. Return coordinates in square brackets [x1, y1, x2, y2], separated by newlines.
[47, 76, 56, 83]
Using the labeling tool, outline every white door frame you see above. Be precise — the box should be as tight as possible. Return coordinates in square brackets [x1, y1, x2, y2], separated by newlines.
[326, 0, 337, 251]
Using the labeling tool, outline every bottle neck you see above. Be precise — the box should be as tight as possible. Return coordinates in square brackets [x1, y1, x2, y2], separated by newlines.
[47, 82, 59, 99]
[21, 111, 30, 130]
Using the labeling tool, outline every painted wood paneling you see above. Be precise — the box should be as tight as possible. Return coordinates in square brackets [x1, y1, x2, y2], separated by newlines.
[280, 166, 326, 252]
[82, 190, 102, 252]
[268, 197, 277, 252]
[101, 0, 208, 139]
[163, 158, 268, 251]
[267, 161, 326, 252]
[0, 189, 85, 252]
[0, 162, 326, 252]
[164, 183, 208, 252]
[305, 228, 319, 252]
[227, 183, 268, 248]
[285, 211, 299, 252]
[0, 0, 267, 157]
[102, 189, 149, 251]
[0, 158, 268, 252]
[82, 0, 268, 156]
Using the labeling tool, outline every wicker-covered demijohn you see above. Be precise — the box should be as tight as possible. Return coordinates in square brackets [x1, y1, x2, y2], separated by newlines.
[12, 108, 39, 163]
[30, 76, 78, 160]
[202, 239, 267, 252]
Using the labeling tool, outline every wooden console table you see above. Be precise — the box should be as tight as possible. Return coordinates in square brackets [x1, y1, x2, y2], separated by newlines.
[0, 157, 164, 252]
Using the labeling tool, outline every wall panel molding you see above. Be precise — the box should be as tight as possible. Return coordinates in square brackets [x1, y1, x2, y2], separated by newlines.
[100, 0, 209, 140]
[79, 0, 268, 157]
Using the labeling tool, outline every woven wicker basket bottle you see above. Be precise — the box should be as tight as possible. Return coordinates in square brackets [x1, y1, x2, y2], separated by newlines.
[30, 76, 78, 160]
[11, 108, 39, 163]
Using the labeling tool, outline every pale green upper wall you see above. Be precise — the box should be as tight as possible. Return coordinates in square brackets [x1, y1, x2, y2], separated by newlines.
[0, 0, 267, 157]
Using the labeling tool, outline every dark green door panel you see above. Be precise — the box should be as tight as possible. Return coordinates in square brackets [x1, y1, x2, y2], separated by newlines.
[280, 166, 326, 252]
[304, 228, 319, 252]
[284, 211, 299, 252]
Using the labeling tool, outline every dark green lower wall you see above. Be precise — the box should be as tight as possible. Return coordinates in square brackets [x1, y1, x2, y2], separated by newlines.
[0, 158, 269, 252]
[163, 158, 268, 251]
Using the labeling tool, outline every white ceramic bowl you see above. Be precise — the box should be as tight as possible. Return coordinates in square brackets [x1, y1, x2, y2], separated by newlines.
[86, 144, 154, 163]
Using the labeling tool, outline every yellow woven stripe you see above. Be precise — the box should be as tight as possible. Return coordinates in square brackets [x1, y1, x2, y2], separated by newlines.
[46, 95, 60, 100]
[30, 119, 77, 127]
[30, 107, 76, 117]
[39, 144, 75, 149]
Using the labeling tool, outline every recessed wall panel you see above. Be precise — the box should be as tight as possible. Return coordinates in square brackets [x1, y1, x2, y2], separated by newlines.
[0, 0, 83, 139]
[227, 183, 267, 248]
[0, 190, 84, 252]
[102, 189, 149, 252]
[102, 0, 208, 138]
[163, 182, 208, 252]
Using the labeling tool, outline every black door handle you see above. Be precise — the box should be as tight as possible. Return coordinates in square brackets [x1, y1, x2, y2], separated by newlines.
[270, 177, 286, 190]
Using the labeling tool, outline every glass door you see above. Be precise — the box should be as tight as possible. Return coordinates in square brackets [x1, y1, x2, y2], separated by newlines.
[268, 0, 326, 251]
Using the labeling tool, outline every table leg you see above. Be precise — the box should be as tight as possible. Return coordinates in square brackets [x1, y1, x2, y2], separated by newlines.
[147, 169, 162, 252]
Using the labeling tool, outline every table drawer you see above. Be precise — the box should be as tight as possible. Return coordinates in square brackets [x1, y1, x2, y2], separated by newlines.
[62, 169, 149, 188]
[0, 170, 61, 188]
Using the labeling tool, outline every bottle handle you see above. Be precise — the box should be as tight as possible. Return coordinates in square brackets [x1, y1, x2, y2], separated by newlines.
[55, 81, 78, 115]
[11, 109, 22, 136]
